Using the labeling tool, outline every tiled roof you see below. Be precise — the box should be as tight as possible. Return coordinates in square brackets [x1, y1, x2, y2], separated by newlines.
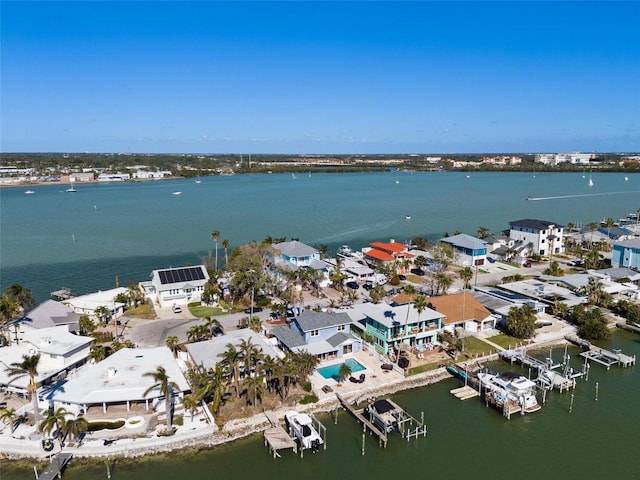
[365, 249, 395, 261]
[370, 241, 408, 253]
[428, 292, 492, 324]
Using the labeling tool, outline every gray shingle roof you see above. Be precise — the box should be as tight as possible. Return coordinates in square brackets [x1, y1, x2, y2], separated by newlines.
[271, 325, 306, 349]
[326, 331, 352, 348]
[274, 240, 318, 258]
[440, 233, 487, 250]
[295, 310, 352, 332]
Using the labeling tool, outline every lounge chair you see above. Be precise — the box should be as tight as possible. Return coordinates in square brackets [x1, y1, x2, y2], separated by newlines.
[358, 373, 365, 383]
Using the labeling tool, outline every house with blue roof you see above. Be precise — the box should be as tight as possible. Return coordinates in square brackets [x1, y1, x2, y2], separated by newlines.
[273, 240, 331, 287]
[270, 310, 362, 360]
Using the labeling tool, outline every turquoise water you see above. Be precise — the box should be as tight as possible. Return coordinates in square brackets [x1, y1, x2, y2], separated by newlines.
[1, 171, 639, 301]
[317, 358, 366, 380]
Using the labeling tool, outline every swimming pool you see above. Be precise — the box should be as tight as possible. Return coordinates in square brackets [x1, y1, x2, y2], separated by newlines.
[317, 358, 366, 381]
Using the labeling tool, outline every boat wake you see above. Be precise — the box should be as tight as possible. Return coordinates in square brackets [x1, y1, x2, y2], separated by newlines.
[527, 190, 640, 201]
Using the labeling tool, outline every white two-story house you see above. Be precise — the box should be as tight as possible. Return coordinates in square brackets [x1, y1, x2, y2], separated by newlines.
[270, 310, 362, 360]
[508, 219, 565, 258]
[143, 265, 209, 308]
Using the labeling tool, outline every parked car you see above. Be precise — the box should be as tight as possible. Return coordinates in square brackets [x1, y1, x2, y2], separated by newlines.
[346, 281, 359, 290]
[398, 274, 406, 281]
[410, 268, 425, 276]
[523, 262, 532, 268]
[212, 325, 224, 337]
[363, 281, 374, 290]
[172, 304, 182, 314]
[244, 306, 263, 314]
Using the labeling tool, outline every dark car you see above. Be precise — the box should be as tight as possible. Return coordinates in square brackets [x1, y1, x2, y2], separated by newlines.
[398, 274, 406, 281]
[523, 262, 532, 268]
[244, 306, 263, 314]
[212, 325, 224, 337]
[410, 268, 425, 276]
[346, 281, 359, 290]
[363, 281, 374, 290]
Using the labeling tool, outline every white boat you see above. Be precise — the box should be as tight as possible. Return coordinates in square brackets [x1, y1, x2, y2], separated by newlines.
[405, 215, 411, 220]
[477, 371, 541, 413]
[195, 178, 202, 184]
[25, 190, 35, 194]
[624, 176, 629, 181]
[337, 244, 354, 257]
[284, 411, 323, 451]
[588, 175, 594, 187]
[364, 398, 406, 433]
[172, 191, 182, 195]
[66, 182, 76, 193]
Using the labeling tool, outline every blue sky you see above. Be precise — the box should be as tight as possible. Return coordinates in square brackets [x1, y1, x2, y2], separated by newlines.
[1, 1, 639, 154]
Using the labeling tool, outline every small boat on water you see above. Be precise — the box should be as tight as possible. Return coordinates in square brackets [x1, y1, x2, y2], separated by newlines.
[477, 371, 541, 413]
[25, 190, 35, 194]
[364, 398, 406, 433]
[405, 215, 411, 220]
[284, 411, 323, 452]
[337, 244, 354, 257]
[172, 191, 182, 195]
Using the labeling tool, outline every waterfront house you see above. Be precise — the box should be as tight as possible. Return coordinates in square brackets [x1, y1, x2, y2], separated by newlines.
[62, 287, 128, 322]
[428, 292, 496, 333]
[273, 240, 331, 287]
[142, 265, 209, 308]
[496, 279, 586, 309]
[9, 300, 81, 341]
[49, 346, 190, 416]
[439, 234, 488, 266]
[612, 238, 640, 269]
[0, 326, 92, 397]
[363, 240, 414, 273]
[186, 329, 283, 372]
[508, 219, 565, 258]
[270, 310, 361, 360]
[348, 302, 443, 355]
[472, 288, 545, 327]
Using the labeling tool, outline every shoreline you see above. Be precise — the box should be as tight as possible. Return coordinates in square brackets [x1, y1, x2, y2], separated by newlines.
[2, 335, 577, 462]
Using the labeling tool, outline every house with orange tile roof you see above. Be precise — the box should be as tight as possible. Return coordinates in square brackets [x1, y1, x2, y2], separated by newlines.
[427, 291, 496, 333]
[363, 240, 414, 273]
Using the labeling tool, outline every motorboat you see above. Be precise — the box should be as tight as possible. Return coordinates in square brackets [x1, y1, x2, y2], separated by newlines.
[337, 245, 354, 257]
[363, 398, 406, 433]
[172, 191, 182, 195]
[284, 411, 323, 452]
[477, 371, 541, 413]
[25, 190, 35, 194]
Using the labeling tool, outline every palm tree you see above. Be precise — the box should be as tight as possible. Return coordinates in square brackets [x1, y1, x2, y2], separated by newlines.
[581, 277, 604, 305]
[211, 230, 220, 272]
[39, 407, 69, 441]
[143, 366, 180, 429]
[165, 336, 180, 358]
[318, 244, 330, 259]
[0, 294, 19, 326]
[5, 283, 35, 312]
[477, 226, 490, 239]
[5, 354, 41, 424]
[182, 394, 199, 422]
[588, 221, 598, 247]
[459, 267, 473, 289]
[222, 239, 230, 268]
[194, 365, 227, 415]
[94, 305, 110, 326]
[89, 345, 107, 362]
[0, 407, 18, 433]
[64, 415, 89, 445]
[218, 344, 242, 398]
[338, 363, 352, 384]
[242, 374, 265, 412]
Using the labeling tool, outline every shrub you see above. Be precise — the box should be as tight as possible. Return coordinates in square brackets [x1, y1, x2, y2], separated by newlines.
[88, 420, 125, 431]
[300, 394, 318, 405]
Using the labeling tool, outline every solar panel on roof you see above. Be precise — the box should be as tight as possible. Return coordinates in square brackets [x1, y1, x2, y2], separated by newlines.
[157, 266, 206, 285]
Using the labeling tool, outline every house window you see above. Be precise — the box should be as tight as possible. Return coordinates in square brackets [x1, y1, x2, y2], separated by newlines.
[310, 330, 319, 337]
[337, 325, 346, 332]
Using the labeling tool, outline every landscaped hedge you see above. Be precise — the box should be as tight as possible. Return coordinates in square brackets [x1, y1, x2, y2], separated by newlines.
[87, 420, 126, 431]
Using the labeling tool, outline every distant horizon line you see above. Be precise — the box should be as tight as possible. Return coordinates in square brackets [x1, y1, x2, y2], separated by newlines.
[2, 151, 637, 156]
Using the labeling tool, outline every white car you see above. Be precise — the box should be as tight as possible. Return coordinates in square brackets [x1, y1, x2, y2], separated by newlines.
[172, 304, 182, 314]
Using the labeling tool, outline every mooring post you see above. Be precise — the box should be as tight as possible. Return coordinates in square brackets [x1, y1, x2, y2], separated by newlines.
[362, 432, 365, 456]
[595, 382, 599, 401]
[569, 393, 575, 413]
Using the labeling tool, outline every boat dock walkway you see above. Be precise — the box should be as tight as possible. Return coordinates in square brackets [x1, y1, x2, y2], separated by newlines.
[580, 348, 636, 369]
[35, 452, 73, 480]
[336, 393, 388, 447]
[263, 411, 297, 458]
[500, 348, 562, 371]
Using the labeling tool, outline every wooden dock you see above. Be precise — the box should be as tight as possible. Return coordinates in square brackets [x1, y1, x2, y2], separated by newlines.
[450, 385, 480, 400]
[35, 453, 73, 480]
[336, 393, 388, 447]
[580, 348, 636, 369]
[263, 411, 297, 458]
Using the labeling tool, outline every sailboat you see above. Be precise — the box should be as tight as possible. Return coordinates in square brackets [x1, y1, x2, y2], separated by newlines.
[395, 171, 400, 184]
[588, 175, 594, 187]
[195, 176, 202, 184]
[582, 168, 586, 179]
[66, 179, 77, 193]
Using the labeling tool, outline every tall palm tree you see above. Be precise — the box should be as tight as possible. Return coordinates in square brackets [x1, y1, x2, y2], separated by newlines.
[143, 366, 180, 429]
[5, 354, 41, 424]
[222, 239, 230, 269]
[5, 283, 35, 312]
[211, 230, 220, 272]
[242, 374, 265, 412]
[459, 267, 473, 289]
[218, 344, 242, 398]
[0, 407, 18, 433]
[194, 365, 227, 415]
[476, 226, 490, 239]
[39, 407, 69, 441]
[182, 394, 199, 422]
[165, 336, 180, 358]
[588, 221, 598, 247]
[89, 345, 106, 362]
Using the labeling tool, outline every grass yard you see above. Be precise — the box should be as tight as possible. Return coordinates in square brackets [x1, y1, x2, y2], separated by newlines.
[188, 304, 227, 318]
[125, 303, 157, 319]
[485, 332, 522, 349]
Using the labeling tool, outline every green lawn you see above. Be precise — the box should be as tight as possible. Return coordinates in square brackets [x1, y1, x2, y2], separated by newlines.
[124, 303, 157, 319]
[188, 305, 227, 318]
[485, 332, 522, 349]
[459, 336, 500, 357]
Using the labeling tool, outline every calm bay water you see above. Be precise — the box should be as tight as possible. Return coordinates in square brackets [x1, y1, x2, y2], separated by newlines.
[1, 171, 639, 478]
[1, 171, 639, 301]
